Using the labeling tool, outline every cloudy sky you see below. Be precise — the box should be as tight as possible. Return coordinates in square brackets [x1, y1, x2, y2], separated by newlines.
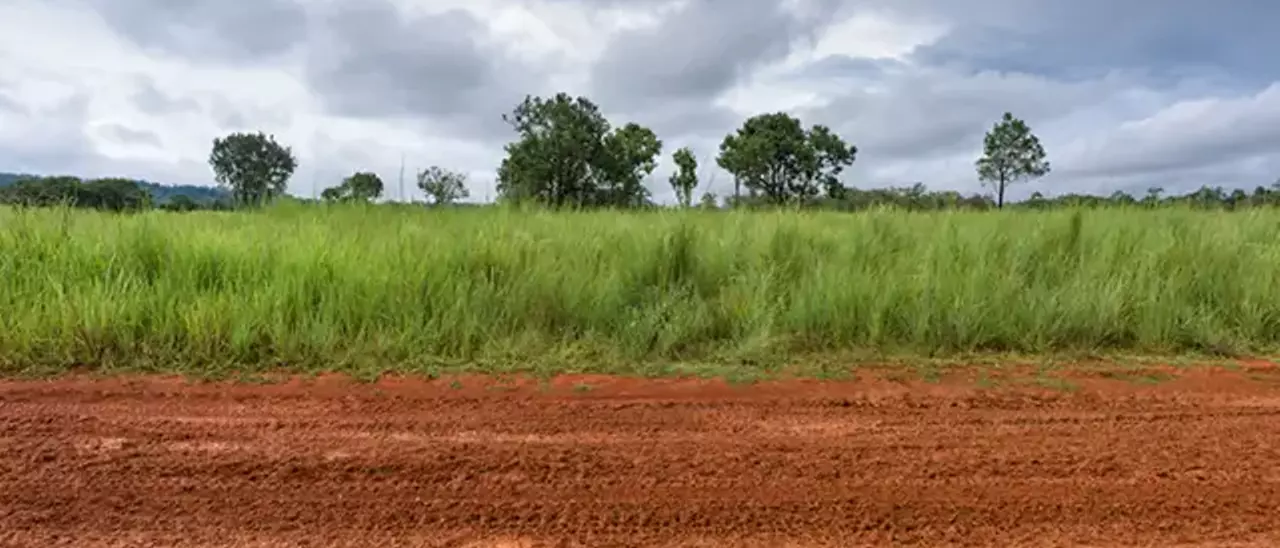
[2, 0, 1278, 203]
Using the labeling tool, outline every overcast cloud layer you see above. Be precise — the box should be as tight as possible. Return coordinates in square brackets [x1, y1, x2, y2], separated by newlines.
[2, 0, 1278, 203]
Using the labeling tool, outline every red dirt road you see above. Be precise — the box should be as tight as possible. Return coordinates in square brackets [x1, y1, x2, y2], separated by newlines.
[4, 368, 1280, 547]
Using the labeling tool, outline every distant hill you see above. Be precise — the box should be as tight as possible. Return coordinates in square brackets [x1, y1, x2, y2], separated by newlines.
[0, 172, 230, 205]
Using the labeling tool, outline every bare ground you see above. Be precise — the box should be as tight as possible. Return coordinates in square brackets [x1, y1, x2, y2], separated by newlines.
[3, 364, 1280, 547]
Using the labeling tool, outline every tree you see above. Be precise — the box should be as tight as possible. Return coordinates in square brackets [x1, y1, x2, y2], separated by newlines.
[716, 112, 856, 205]
[319, 186, 343, 202]
[599, 123, 662, 207]
[806, 125, 858, 200]
[698, 191, 719, 210]
[1108, 190, 1137, 206]
[163, 194, 199, 212]
[0, 175, 150, 211]
[416, 166, 470, 205]
[1142, 186, 1164, 207]
[975, 112, 1050, 208]
[208, 131, 298, 207]
[496, 93, 662, 208]
[669, 147, 698, 207]
[344, 172, 383, 202]
[0, 175, 81, 207]
[322, 171, 384, 203]
[80, 178, 153, 211]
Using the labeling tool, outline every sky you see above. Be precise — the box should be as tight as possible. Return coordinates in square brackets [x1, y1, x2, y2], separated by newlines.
[2, 0, 1279, 203]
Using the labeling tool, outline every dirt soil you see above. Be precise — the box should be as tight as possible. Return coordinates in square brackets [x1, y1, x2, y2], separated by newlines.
[4, 365, 1280, 547]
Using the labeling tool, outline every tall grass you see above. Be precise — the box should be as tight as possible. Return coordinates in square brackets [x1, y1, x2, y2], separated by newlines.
[3, 202, 1280, 374]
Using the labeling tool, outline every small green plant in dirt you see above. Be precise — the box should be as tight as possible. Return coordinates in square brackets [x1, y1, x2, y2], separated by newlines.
[1034, 377, 1080, 392]
[1098, 370, 1175, 385]
[5, 204, 1280, 376]
[1026, 366, 1080, 392]
[975, 370, 1000, 389]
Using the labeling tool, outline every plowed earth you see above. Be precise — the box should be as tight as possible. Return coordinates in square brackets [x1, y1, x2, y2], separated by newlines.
[4, 365, 1280, 547]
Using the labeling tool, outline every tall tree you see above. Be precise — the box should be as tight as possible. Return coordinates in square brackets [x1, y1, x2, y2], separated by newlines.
[975, 112, 1050, 208]
[208, 131, 298, 207]
[668, 147, 698, 208]
[496, 93, 610, 207]
[806, 124, 858, 199]
[599, 123, 661, 207]
[716, 112, 857, 205]
[496, 93, 661, 208]
[416, 165, 470, 205]
[322, 171, 384, 203]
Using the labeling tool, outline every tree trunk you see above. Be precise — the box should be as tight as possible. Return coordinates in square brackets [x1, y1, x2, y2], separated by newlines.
[997, 176, 1006, 209]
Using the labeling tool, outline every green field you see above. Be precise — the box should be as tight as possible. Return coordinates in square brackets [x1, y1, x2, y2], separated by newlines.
[2, 203, 1279, 376]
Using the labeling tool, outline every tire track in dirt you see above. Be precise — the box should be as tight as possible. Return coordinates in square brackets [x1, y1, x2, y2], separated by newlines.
[3, 370, 1280, 547]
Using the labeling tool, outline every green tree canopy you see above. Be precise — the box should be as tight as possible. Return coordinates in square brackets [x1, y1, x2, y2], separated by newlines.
[716, 112, 857, 205]
[162, 194, 200, 212]
[322, 171, 384, 203]
[80, 178, 153, 211]
[975, 112, 1050, 208]
[668, 147, 698, 208]
[416, 166, 470, 205]
[0, 175, 81, 207]
[496, 93, 662, 208]
[0, 175, 150, 211]
[208, 131, 298, 207]
[598, 123, 662, 208]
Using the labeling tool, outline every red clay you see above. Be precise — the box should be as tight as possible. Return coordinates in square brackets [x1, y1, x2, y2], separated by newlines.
[3, 366, 1280, 547]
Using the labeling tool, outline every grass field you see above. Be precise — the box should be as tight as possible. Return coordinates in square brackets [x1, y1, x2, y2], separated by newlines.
[2, 202, 1279, 376]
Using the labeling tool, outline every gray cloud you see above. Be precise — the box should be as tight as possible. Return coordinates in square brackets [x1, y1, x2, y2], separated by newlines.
[769, 63, 1280, 198]
[0, 75, 25, 114]
[0, 91, 100, 174]
[97, 123, 162, 147]
[79, 0, 307, 62]
[895, 0, 1280, 86]
[208, 101, 250, 130]
[208, 96, 293, 132]
[0, 86, 200, 184]
[790, 56, 904, 82]
[734, 0, 1280, 198]
[131, 76, 199, 115]
[303, 1, 535, 141]
[1055, 84, 1280, 180]
[0, 92, 23, 114]
[614, 97, 740, 148]
[128, 75, 291, 133]
[81, 0, 543, 140]
[801, 67, 1124, 162]
[589, 0, 841, 111]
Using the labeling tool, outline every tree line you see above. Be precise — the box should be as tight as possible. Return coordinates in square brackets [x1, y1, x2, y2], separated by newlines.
[6, 92, 1280, 212]
[0, 175, 234, 212]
